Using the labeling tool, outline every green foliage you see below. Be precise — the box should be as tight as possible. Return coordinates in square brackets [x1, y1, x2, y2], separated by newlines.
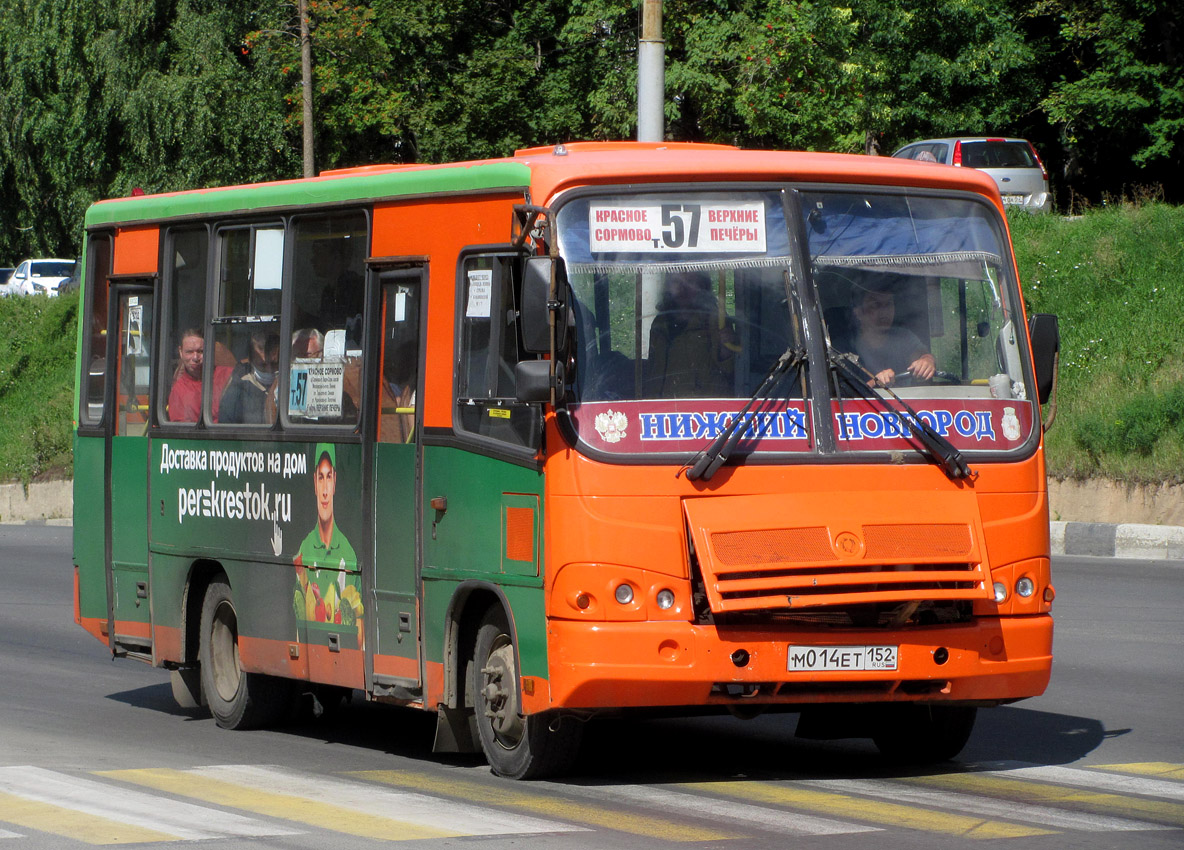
[1039, 0, 1184, 168]
[1009, 202, 1184, 482]
[2, 0, 1183, 268]
[0, 293, 78, 484]
[850, 0, 1041, 153]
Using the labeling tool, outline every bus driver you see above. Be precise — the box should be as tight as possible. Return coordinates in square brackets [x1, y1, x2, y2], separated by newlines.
[850, 284, 936, 388]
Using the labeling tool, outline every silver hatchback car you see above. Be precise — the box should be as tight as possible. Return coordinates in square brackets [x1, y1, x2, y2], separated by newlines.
[892, 137, 1051, 213]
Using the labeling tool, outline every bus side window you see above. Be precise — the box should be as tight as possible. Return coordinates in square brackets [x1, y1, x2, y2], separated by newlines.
[211, 223, 283, 426]
[81, 234, 112, 426]
[285, 211, 367, 427]
[160, 227, 226, 425]
[456, 255, 542, 450]
[116, 291, 153, 436]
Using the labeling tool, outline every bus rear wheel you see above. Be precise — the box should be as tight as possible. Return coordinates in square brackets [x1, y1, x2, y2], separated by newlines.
[871, 704, 977, 764]
[198, 577, 291, 730]
[471, 608, 581, 779]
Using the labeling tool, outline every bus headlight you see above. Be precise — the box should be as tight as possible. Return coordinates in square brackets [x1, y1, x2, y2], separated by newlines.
[656, 589, 675, 610]
[993, 581, 1008, 603]
[1015, 576, 1035, 598]
[614, 583, 634, 605]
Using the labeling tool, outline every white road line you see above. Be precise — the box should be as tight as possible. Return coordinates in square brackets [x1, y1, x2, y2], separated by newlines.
[0, 828, 22, 839]
[0, 766, 301, 840]
[799, 778, 1171, 832]
[192, 765, 587, 835]
[554, 782, 881, 836]
[981, 762, 1184, 802]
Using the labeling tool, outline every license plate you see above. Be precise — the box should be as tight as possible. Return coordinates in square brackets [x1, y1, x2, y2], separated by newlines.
[1001, 194, 1025, 204]
[787, 645, 898, 672]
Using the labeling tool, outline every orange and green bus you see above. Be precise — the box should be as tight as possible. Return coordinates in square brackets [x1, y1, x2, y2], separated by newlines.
[74, 142, 1060, 778]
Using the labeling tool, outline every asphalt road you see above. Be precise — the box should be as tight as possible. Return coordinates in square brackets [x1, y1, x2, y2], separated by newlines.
[1, 524, 1181, 849]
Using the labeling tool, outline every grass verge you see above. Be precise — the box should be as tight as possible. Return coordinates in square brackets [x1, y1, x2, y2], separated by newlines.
[1010, 202, 1184, 484]
[0, 292, 78, 486]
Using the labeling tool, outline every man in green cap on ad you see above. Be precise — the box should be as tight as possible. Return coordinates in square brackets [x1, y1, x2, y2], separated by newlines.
[293, 443, 363, 645]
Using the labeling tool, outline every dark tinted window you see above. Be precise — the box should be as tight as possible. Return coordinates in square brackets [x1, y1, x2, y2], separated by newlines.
[81, 236, 112, 425]
[961, 141, 1036, 169]
[455, 255, 542, 449]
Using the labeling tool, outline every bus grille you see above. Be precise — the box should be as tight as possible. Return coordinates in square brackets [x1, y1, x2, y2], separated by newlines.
[701, 523, 990, 614]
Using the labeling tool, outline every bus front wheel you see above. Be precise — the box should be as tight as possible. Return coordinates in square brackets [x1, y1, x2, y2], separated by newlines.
[198, 577, 291, 730]
[471, 608, 581, 779]
[871, 704, 977, 764]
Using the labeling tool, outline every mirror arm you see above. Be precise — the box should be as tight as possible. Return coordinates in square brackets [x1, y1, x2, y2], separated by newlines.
[1042, 349, 1059, 431]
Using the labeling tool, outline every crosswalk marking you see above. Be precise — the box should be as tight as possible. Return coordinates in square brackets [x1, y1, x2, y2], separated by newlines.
[0, 760, 1178, 845]
[100, 765, 582, 841]
[1092, 762, 1184, 781]
[545, 782, 881, 836]
[906, 771, 1184, 828]
[0, 766, 299, 842]
[799, 777, 1171, 832]
[685, 780, 1055, 838]
[0, 791, 178, 845]
[983, 762, 1184, 802]
[353, 769, 735, 842]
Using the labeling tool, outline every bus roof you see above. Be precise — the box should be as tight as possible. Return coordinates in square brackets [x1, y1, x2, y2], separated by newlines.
[83, 160, 533, 228]
[511, 142, 1002, 204]
[84, 142, 1002, 229]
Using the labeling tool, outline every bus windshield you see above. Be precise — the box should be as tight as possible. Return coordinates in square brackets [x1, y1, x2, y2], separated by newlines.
[556, 188, 1035, 460]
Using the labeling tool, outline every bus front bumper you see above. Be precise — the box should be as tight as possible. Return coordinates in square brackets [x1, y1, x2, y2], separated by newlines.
[545, 614, 1052, 709]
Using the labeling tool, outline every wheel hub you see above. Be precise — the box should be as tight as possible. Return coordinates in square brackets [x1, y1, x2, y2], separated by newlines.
[210, 600, 241, 704]
[481, 635, 523, 747]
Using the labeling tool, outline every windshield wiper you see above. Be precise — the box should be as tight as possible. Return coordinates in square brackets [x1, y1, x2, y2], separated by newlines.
[828, 349, 973, 481]
[682, 346, 808, 482]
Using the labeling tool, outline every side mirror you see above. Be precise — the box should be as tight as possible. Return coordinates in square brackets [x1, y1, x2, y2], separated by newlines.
[1028, 312, 1059, 429]
[1028, 313, 1058, 405]
[519, 256, 566, 354]
[515, 359, 553, 403]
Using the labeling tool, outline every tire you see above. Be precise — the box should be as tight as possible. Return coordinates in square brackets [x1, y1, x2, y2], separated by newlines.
[198, 577, 292, 730]
[470, 608, 581, 779]
[872, 704, 977, 764]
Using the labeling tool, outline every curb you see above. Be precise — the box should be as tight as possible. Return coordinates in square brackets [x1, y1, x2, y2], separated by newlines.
[1050, 521, 1184, 560]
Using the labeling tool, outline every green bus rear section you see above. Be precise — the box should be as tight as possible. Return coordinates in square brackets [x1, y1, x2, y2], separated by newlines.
[73, 435, 107, 629]
[74, 433, 548, 690]
[73, 156, 547, 694]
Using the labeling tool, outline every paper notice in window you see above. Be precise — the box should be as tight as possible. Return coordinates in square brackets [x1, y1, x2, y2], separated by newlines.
[289, 360, 344, 418]
[466, 269, 493, 318]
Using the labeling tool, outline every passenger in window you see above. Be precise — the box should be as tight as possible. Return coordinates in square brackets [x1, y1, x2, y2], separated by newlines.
[219, 330, 281, 424]
[850, 284, 935, 388]
[167, 328, 232, 422]
[645, 270, 735, 398]
[379, 341, 417, 443]
[292, 327, 324, 359]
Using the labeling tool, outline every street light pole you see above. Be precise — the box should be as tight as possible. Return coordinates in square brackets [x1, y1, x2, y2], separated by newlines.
[637, 0, 664, 142]
[299, 0, 315, 177]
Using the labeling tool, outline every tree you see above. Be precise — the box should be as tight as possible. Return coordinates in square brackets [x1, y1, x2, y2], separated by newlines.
[1037, 0, 1184, 200]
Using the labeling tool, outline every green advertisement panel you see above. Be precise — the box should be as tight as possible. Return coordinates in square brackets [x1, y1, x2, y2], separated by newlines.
[151, 438, 365, 645]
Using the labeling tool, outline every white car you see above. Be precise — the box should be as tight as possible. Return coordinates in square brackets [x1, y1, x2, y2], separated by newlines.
[892, 137, 1052, 213]
[5, 259, 76, 297]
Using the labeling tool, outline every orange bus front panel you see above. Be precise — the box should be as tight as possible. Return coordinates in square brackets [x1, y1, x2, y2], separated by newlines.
[546, 614, 1052, 709]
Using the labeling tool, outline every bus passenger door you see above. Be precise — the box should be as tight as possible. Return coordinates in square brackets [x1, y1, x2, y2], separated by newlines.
[368, 269, 424, 696]
[107, 284, 154, 657]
